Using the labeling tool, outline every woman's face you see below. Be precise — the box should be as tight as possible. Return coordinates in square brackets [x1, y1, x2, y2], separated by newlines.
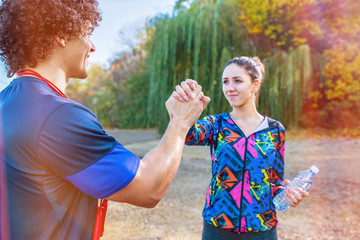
[222, 64, 259, 108]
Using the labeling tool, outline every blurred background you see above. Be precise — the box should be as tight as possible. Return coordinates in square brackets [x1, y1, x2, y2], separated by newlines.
[1, 0, 359, 135]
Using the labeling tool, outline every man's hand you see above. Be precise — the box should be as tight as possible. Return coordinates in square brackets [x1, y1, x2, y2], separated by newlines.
[165, 83, 205, 128]
[169, 79, 211, 118]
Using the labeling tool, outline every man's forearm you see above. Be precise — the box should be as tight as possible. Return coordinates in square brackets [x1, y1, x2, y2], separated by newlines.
[107, 119, 191, 207]
[107, 92, 206, 207]
[141, 119, 189, 201]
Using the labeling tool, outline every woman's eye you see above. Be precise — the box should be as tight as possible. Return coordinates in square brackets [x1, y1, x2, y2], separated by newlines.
[223, 80, 228, 84]
[235, 79, 242, 83]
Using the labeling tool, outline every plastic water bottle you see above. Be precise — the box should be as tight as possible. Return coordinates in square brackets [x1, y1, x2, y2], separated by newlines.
[273, 166, 319, 211]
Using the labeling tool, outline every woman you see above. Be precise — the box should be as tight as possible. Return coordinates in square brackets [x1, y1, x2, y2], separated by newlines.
[173, 57, 309, 240]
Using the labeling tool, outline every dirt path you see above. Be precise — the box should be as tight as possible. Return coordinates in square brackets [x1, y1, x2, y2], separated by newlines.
[103, 129, 360, 240]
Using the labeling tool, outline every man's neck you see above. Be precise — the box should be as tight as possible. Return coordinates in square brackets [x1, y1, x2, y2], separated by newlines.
[25, 61, 68, 93]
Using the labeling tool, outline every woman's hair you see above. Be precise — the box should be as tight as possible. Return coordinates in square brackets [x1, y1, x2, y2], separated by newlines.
[0, 0, 102, 77]
[223, 56, 266, 104]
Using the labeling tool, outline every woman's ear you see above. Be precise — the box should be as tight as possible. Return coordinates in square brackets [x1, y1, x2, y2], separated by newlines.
[54, 36, 66, 48]
[252, 79, 261, 93]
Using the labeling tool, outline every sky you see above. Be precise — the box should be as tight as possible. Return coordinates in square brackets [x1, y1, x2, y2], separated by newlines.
[0, 0, 177, 90]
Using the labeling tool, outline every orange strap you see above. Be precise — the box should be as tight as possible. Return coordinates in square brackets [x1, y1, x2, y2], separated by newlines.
[92, 199, 108, 240]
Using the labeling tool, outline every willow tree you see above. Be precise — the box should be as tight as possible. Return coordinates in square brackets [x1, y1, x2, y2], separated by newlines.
[260, 45, 312, 127]
[145, 0, 312, 131]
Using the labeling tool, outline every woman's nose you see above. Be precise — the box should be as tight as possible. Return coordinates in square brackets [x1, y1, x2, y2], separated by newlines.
[226, 82, 235, 91]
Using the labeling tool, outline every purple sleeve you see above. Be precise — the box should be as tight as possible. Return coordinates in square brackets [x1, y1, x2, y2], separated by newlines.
[64, 142, 140, 199]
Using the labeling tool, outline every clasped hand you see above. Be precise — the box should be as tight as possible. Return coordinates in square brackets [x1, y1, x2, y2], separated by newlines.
[165, 79, 211, 129]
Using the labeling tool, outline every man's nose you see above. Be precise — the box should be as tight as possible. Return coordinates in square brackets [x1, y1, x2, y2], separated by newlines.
[90, 40, 96, 52]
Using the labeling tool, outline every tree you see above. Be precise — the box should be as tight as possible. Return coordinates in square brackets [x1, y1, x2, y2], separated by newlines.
[66, 64, 115, 127]
[144, 0, 312, 130]
[237, 0, 360, 128]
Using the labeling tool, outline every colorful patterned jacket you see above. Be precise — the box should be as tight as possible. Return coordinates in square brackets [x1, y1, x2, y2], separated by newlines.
[185, 113, 285, 233]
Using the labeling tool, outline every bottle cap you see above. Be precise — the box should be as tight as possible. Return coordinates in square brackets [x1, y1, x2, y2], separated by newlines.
[310, 166, 319, 174]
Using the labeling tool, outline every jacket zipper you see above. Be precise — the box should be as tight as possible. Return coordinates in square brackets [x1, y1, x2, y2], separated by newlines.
[238, 137, 248, 233]
[225, 113, 280, 232]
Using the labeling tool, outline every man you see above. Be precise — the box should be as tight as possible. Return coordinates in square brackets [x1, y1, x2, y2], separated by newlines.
[0, 0, 210, 239]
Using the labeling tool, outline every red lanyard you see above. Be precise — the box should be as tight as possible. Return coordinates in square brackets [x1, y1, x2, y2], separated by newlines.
[17, 69, 68, 99]
[92, 199, 108, 240]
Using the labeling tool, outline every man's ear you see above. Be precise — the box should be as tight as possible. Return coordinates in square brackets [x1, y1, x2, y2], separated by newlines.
[55, 36, 66, 48]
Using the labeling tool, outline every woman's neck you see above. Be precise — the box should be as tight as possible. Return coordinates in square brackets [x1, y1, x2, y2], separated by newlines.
[230, 100, 262, 122]
[229, 102, 264, 137]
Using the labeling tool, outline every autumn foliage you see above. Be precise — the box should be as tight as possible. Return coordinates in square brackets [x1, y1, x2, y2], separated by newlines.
[237, 0, 360, 128]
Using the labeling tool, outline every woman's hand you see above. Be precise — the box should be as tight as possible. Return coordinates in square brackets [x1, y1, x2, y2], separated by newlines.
[172, 79, 198, 102]
[284, 179, 310, 208]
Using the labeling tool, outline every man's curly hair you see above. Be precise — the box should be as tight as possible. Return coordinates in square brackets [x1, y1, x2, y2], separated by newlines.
[0, 0, 102, 77]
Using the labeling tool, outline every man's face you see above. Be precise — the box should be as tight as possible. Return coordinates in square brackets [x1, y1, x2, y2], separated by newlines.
[63, 22, 95, 80]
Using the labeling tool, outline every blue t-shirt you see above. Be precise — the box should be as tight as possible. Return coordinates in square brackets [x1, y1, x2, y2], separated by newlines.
[0, 76, 140, 239]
